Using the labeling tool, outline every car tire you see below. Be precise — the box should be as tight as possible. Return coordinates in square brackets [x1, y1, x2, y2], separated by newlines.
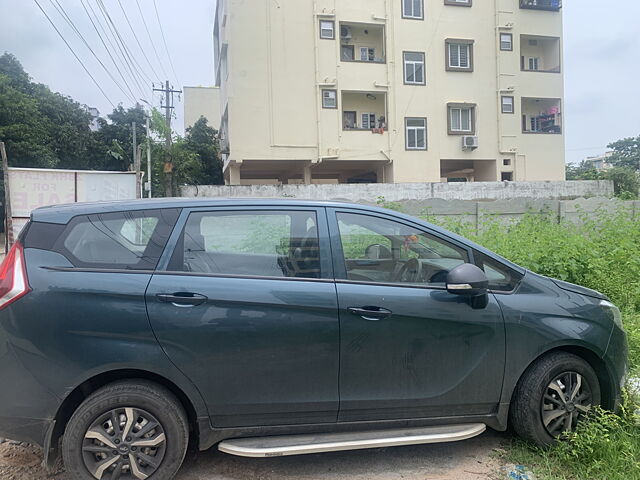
[62, 380, 189, 480]
[510, 351, 601, 447]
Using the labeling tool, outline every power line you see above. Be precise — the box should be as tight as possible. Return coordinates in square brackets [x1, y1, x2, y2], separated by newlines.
[89, 0, 146, 100]
[135, 0, 169, 81]
[33, 0, 115, 108]
[47, 0, 136, 104]
[116, 0, 162, 83]
[79, 0, 138, 104]
[152, 0, 181, 87]
[94, 0, 149, 101]
[96, 0, 155, 88]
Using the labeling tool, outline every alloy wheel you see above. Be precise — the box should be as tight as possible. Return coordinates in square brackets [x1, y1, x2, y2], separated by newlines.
[82, 407, 167, 480]
[541, 371, 593, 437]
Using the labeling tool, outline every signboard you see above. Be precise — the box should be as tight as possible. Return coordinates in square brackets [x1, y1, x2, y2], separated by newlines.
[7, 167, 137, 239]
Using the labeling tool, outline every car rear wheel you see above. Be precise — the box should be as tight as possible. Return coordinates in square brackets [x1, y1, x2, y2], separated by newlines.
[510, 351, 601, 447]
[62, 380, 189, 480]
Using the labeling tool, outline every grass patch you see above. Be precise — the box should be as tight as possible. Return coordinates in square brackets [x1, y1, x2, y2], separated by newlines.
[504, 400, 640, 480]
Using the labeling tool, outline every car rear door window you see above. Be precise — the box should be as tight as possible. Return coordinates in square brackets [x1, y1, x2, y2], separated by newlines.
[175, 210, 321, 279]
[55, 209, 180, 270]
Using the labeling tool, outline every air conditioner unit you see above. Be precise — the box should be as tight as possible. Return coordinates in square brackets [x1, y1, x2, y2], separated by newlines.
[462, 136, 479, 150]
[340, 26, 352, 40]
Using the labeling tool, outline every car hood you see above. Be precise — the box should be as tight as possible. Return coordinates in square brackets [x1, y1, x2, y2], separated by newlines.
[548, 277, 609, 301]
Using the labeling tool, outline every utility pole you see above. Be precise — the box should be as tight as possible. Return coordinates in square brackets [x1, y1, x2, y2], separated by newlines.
[153, 81, 181, 197]
[132, 122, 141, 199]
[0, 142, 13, 252]
[146, 116, 152, 198]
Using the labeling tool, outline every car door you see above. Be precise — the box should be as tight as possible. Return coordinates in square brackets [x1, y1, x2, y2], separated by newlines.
[146, 206, 339, 428]
[328, 208, 505, 422]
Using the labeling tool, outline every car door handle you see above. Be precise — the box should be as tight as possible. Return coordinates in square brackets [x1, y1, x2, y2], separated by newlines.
[157, 293, 208, 306]
[348, 306, 392, 321]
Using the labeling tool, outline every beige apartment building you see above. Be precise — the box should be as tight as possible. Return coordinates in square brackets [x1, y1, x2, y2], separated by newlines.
[214, 0, 565, 185]
[183, 86, 221, 130]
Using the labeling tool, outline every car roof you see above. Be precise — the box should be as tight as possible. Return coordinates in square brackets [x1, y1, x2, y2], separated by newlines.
[30, 197, 375, 223]
[30, 197, 525, 274]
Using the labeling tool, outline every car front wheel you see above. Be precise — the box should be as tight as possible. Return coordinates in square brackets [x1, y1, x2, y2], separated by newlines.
[510, 351, 601, 447]
[62, 380, 189, 480]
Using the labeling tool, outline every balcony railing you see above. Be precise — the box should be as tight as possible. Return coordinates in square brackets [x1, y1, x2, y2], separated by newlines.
[520, 0, 561, 11]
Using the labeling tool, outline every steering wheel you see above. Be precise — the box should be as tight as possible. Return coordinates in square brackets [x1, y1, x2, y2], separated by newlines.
[395, 258, 423, 283]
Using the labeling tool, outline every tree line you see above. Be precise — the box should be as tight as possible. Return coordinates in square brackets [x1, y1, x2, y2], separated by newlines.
[566, 137, 640, 199]
[0, 52, 223, 196]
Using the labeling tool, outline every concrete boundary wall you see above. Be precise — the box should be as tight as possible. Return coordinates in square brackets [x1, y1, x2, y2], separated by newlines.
[181, 181, 613, 202]
[394, 197, 639, 228]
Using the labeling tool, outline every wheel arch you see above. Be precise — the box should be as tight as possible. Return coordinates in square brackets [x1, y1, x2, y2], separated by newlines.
[509, 345, 616, 410]
[50, 369, 202, 456]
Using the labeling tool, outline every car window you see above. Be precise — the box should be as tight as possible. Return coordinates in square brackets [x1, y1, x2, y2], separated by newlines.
[178, 210, 320, 279]
[475, 251, 524, 292]
[119, 217, 159, 251]
[336, 212, 468, 286]
[58, 209, 180, 270]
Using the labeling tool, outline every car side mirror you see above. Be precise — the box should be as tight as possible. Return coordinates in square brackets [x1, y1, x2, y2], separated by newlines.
[446, 263, 489, 297]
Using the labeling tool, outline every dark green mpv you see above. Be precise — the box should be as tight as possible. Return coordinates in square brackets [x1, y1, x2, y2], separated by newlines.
[0, 199, 628, 480]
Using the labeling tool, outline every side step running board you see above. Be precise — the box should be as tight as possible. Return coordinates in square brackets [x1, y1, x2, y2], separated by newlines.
[218, 423, 486, 458]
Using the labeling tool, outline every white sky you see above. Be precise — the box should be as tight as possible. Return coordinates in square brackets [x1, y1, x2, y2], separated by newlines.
[1, 0, 639, 164]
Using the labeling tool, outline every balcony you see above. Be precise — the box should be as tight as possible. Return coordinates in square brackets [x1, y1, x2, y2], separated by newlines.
[340, 23, 386, 64]
[342, 92, 387, 132]
[521, 35, 561, 73]
[520, 0, 561, 11]
[522, 98, 562, 134]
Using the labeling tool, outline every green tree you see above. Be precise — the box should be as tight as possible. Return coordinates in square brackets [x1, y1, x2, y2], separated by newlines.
[608, 135, 640, 171]
[184, 117, 222, 185]
[0, 53, 95, 169]
[0, 53, 220, 197]
[566, 161, 603, 181]
[606, 166, 640, 199]
[92, 104, 148, 170]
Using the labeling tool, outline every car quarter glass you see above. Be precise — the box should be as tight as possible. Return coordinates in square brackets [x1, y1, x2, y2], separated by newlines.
[43, 208, 180, 270]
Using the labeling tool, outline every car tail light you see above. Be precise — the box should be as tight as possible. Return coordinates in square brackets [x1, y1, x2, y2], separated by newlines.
[0, 241, 30, 310]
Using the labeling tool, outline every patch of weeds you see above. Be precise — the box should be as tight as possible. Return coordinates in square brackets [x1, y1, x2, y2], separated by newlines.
[505, 392, 640, 480]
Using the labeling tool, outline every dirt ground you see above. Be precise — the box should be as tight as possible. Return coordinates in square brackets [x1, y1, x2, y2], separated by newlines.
[0, 430, 508, 480]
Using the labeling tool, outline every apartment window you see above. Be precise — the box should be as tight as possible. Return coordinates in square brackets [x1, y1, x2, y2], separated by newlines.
[403, 52, 426, 85]
[341, 45, 355, 61]
[528, 57, 540, 71]
[501, 96, 514, 114]
[402, 0, 424, 19]
[446, 39, 474, 72]
[503, 159, 511, 166]
[444, 0, 472, 5]
[522, 98, 562, 134]
[448, 103, 476, 135]
[360, 47, 375, 62]
[322, 90, 337, 109]
[501, 172, 513, 181]
[343, 111, 357, 129]
[319, 20, 335, 40]
[530, 117, 541, 132]
[500, 33, 513, 51]
[361, 113, 377, 130]
[405, 118, 427, 150]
